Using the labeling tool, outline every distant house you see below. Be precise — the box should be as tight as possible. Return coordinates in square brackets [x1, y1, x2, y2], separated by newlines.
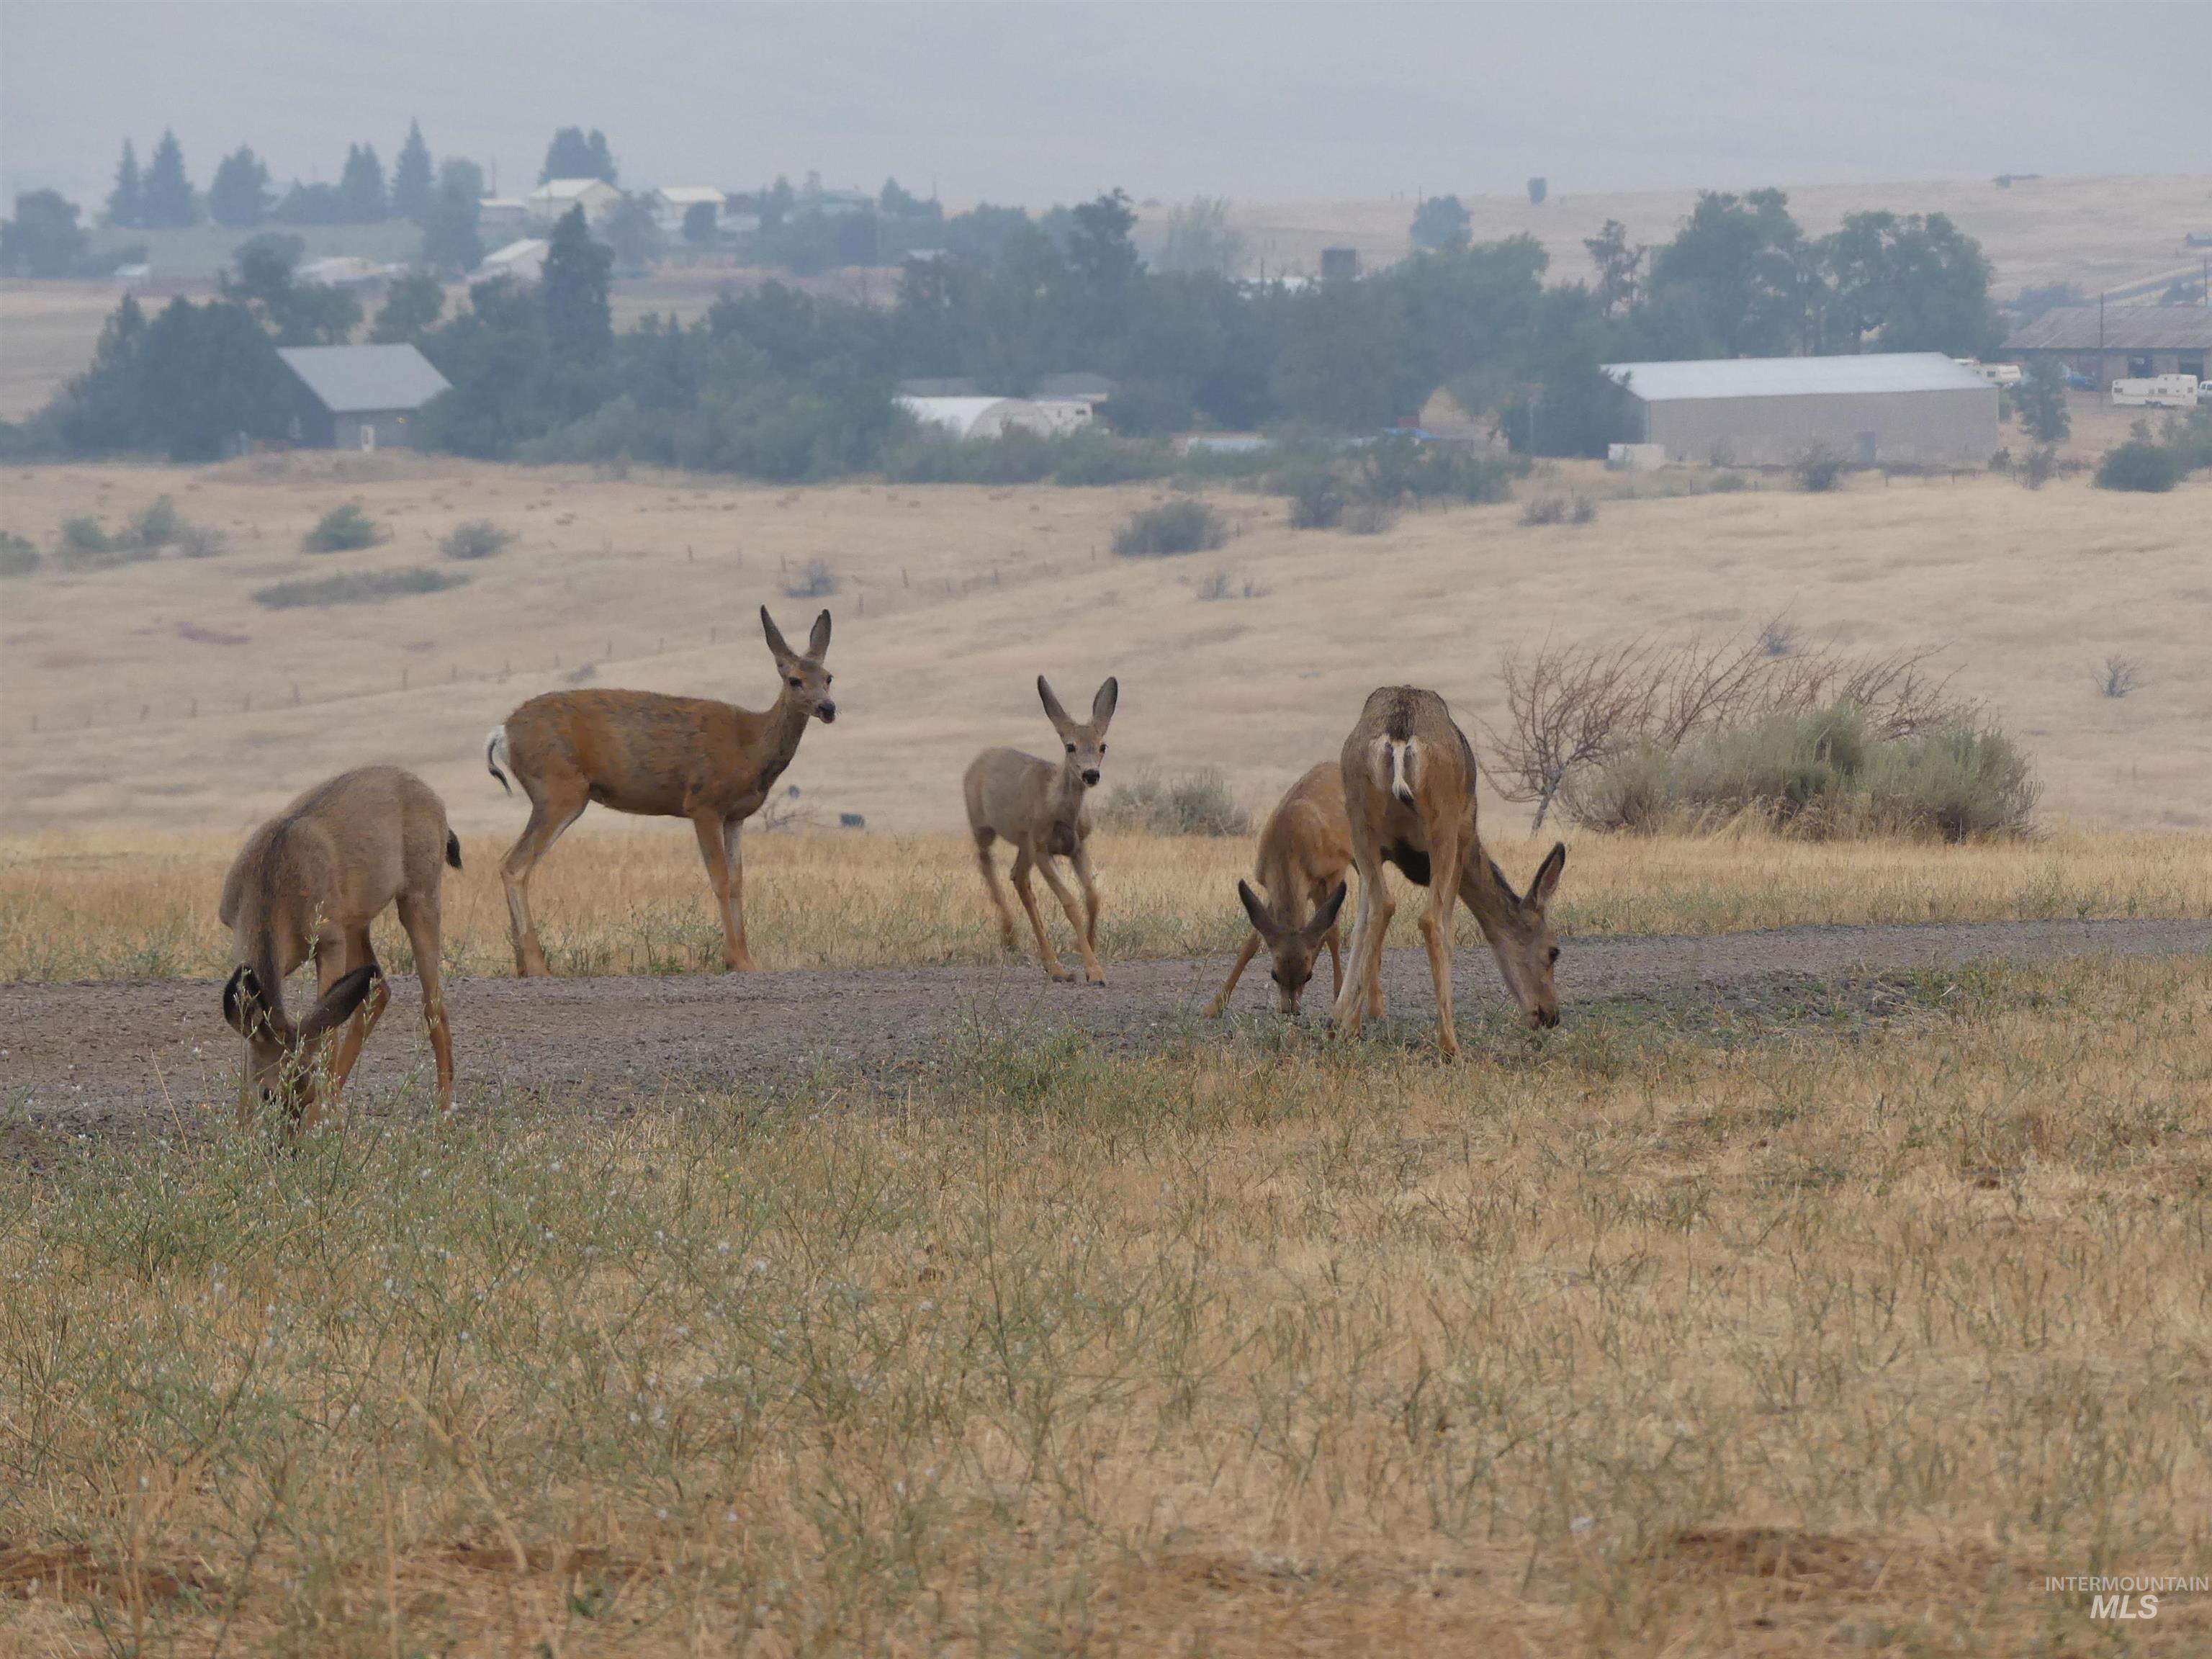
[1034, 372, 1118, 405]
[1602, 353, 1997, 468]
[2005, 305, 2212, 387]
[896, 396, 1092, 441]
[652, 186, 727, 235]
[276, 343, 451, 451]
[525, 177, 622, 225]
[474, 238, 550, 284]
[477, 197, 531, 234]
[295, 256, 397, 289]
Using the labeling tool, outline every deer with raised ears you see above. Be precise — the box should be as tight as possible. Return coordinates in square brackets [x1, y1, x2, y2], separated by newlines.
[219, 766, 458, 1130]
[1331, 686, 1568, 1057]
[963, 675, 1118, 984]
[1205, 762, 1355, 1018]
[487, 606, 835, 976]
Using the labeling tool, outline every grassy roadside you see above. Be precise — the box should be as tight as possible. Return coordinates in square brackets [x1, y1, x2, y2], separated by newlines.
[2, 955, 2208, 1653]
[2, 826, 2208, 981]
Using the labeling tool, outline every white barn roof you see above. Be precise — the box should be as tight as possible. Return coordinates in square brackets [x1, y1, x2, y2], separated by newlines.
[1604, 352, 1988, 402]
[276, 344, 450, 414]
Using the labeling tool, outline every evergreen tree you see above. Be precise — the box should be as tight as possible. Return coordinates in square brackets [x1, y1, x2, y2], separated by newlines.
[419, 179, 483, 274]
[541, 204, 611, 364]
[338, 143, 387, 222]
[541, 126, 618, 184]
[392, 120, 434, 218]
[1, 191, 89, 277]
[107, 140, 143, 229]
[207, 146, 271, 229]
[140, 130, 195, 228]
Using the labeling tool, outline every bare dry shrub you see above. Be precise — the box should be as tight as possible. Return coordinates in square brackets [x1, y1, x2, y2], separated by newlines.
[1485, 621, 1968, 830]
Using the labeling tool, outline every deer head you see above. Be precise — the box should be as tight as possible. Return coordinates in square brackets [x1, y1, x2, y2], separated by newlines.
[1038, 675, 1117, 790]
[1238, 878, 1347, 1015]
[761, 606, 836, 724]
[221, 962, 382, 1122]
[1478, 843, 1567, 1028]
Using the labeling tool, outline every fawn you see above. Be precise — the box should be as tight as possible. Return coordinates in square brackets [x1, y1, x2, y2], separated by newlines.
[1331, 686, 1566, 1056]
[1205, 761, 1354, 1017]
[487, 606, 835, 975]
[220, 766, 458, 1129]
[963, 675, 1118, 984]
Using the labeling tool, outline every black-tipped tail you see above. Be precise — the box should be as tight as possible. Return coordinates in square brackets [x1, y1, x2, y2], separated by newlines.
[445, 830, 463, 871]
[485, 726, 511, 795]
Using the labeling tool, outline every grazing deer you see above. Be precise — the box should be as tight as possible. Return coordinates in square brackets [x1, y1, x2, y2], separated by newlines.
[487, 607, 835, 976]
[1331, 686, 1568, 1056]
[964, 675, 1118, 984]
[220, 766, 458, 1129]
[1205, 762, 1354, 1017]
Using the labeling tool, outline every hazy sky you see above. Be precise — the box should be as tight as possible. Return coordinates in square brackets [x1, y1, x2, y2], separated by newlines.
[4, 2, 2206, 211]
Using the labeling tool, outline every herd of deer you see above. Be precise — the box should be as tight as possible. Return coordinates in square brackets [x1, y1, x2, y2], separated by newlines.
[220, 606, 1567, 1129]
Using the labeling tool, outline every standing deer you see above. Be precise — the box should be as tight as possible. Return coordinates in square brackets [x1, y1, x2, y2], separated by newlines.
[220, 766, 458, 1129]
[1205, 762, 1354, 1017]
[1331, 686, 1568, 1056]
[964, 675, 1118, 984]
[487, 607, 835, 976]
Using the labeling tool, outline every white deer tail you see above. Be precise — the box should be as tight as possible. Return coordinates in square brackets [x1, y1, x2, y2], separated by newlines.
[1385, 737, 1419, 806]
[485, 726, 512, 795]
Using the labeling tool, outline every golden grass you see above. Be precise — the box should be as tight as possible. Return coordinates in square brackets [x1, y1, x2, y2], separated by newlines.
[4, 825, 2208, 981]
[4, 955, 2208, 1653]
[3, 458, 2208, 841]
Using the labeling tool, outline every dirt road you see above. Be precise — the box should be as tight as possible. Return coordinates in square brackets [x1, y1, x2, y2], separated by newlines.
[4, 918, 2206, 1135]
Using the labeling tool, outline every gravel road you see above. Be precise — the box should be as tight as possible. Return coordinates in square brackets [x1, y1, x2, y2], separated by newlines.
[4, 917, 2206, 1136]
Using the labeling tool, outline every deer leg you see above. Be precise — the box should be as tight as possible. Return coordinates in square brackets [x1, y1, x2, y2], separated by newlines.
[691, 813, 752, 973]
[1010, 848, 1072, 982]
[720, 817, 760, 972]
[1070, 842, 1105, 952]
[972, 832, 1019, 951]
[1418, 830, 1462, 1060]
[1312, 877, 1347, 1004]
[1036, 855, 1104, 984]
[1206, 930, 1264, 1018]
[311, 928, 386, 1130]
[1331, 863, 1392, 1035]
[501, 786, 588, 977]
[396, 891, 454, 1115]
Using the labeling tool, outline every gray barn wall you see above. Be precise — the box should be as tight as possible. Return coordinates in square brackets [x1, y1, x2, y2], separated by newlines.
[332, 410, 420, 451]
[1636, 387, 1998, 467]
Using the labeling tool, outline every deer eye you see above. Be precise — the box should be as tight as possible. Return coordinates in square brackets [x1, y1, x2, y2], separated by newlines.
[1549, 947, 1560, 963]
[1097, 742, 1107, 752]
[788, 677, 802, 688]
[824, 674, 832, 685]
[1066, 742, 1076, 753]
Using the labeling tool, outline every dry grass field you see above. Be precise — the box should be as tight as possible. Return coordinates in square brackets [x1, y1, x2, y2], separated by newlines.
[4, 826, 2208, 983]
[1184, 173, 2212, 296]
[4, 952, 2208, 1653]
[3, 453, 2207, 841]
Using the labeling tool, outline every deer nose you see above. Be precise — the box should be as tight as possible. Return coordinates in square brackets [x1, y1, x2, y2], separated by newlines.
[1082, 768, 1100, 786]
[816, 701, 837, 724]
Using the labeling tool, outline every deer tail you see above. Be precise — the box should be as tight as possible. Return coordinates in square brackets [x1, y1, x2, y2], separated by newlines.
[485, 726, 511, 795]
[445, 829, 463, 871]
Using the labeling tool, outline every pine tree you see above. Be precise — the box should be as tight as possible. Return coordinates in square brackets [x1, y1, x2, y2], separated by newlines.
[107, 140, 144, 229]
[541, 205, 611, 365]
[140, 130, 195, 228]
[541, 126, 618, 184]
[392, 120, 434, 219]
[338, 143, 387, 222]
[208, 146, 271, 229]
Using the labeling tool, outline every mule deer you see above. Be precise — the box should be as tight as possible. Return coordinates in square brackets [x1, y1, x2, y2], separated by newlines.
[220, 766, 458, 1129]
[1205, 762, 1354, 1017]
[964, 675, 1118, 984]
[487, 607, 835, 976]
[1331, 687, 1567, 1056]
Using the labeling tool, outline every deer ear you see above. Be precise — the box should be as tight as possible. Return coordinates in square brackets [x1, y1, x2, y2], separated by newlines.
[1236, 880, 1277, 940]
[1308, 879, 1349, 938]
[1037, 675, 1072, 729]
[1092, 676, 1118, 728]
[760, 606, 795, 661]
[222, 965, 261, 1038]
[1528, 842, 1567, 912]
[807, 608, 832, 658]
[299, 964, 380, 1041]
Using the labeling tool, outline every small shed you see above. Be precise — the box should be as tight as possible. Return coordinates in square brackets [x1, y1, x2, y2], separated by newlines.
[276, 344, 451, 451]
[475, 238, 549, 284]
[1602, 353, 1997, 468]
[526, 177, 621, 224]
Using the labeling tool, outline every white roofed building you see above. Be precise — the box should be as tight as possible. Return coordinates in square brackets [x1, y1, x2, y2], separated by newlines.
[1602, 353, 1998, 467]
[525, 177, 621, 225]
[652, 186, 727, 235]
[473, 238, 550, 284]
[896, 396, 1093, 442]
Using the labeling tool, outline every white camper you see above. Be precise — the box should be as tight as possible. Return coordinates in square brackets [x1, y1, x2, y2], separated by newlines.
[2110, 374, 2199, 409]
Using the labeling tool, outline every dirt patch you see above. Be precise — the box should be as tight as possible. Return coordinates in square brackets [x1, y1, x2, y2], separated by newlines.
[2, 917, 2204, 1141]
